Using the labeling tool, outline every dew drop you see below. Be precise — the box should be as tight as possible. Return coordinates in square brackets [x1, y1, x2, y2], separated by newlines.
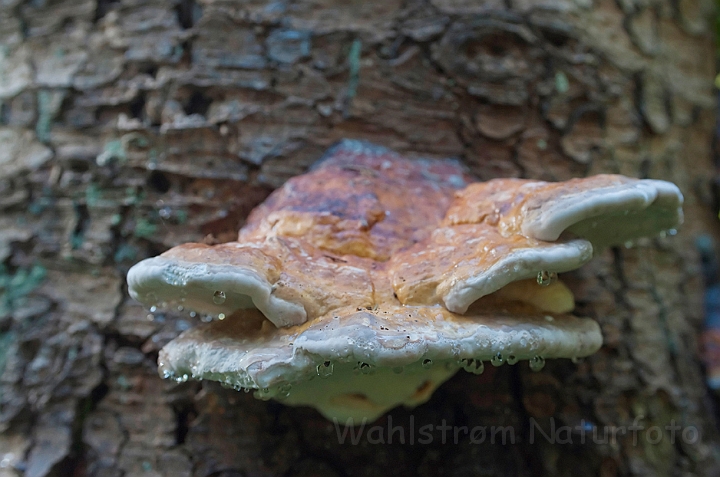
[461, 359, 484, 375]
[254, 387, 272, 400]
[218, 313, 226, 320]
[471, 360, 485, 375]
[150, 306, 157, 313]
[506, 355, 518, 365]
[177, 305, 184, 312]
[317, 361, 333, 378]
[146, 313, 154, 321]
[490, 353, 504, 367]
[536, 271, 557, 286]
[530, 356, 546, 372]
[213, 290, 227, 304]
[422, 358, 433, 369]
[358, 362, 374, 375]
[277, 384, 292, 399]
[544, 315, 554, 322]
[189, 311, 197, 318]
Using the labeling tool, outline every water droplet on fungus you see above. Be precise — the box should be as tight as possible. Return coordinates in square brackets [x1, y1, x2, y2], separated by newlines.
[530, 356, 546, 372]
[537, 271, 557, 286]
[213, 290, 226, 304]
[317, 361, 333, 378]
[490, 353, 504, 367]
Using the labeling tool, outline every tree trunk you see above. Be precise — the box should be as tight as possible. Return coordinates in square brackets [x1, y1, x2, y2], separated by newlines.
[0, 0, 718, 475]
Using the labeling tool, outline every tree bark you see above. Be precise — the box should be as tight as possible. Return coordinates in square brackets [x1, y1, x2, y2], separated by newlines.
[0, 0, 719, 476]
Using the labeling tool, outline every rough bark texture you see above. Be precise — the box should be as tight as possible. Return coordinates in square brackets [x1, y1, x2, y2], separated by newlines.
[0, 0, 719, 476]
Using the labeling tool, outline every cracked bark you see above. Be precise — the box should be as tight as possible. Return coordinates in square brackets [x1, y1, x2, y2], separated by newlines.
[0, 0, 719, 476]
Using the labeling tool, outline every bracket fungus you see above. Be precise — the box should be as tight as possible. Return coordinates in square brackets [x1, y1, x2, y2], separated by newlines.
[127, 140, 683, 423]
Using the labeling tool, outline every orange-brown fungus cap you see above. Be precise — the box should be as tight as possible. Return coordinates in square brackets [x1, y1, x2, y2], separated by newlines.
[127, 140, 683, 422]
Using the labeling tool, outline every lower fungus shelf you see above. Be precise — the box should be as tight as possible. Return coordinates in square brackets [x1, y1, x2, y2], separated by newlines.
[161, 352, 552, 423]
[157, 303, 600, 422]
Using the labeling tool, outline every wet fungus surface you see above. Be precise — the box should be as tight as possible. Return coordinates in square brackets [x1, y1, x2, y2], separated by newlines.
[127, 140, 684, 422]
